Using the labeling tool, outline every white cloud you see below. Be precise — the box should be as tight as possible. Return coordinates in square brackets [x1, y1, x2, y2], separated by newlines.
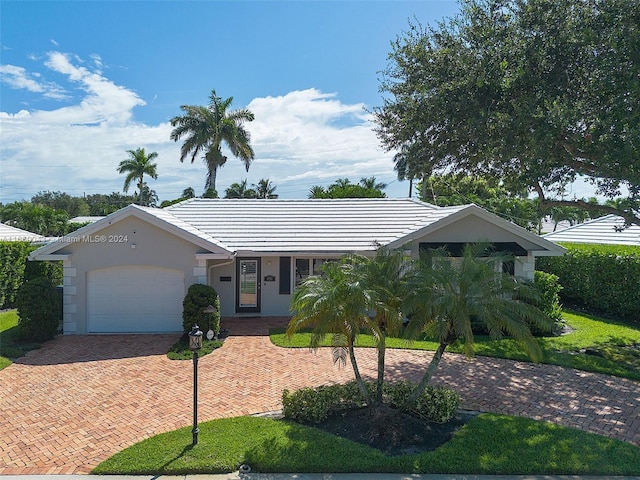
[0, 64, 67, 99]
[1, 53, 403, 204]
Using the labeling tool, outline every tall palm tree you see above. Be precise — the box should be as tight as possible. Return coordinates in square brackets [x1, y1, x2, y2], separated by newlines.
[253, 178, 278, 199]
[402, 243, 553, 408]
[117, 148, 159, 205]
[170, 89, 255, 194]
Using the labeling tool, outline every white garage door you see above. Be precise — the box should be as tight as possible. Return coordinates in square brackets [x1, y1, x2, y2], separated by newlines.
[87, 266, 185, 333]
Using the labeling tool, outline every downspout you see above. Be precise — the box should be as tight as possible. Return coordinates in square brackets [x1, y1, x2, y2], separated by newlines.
[207, 254, 236, 285]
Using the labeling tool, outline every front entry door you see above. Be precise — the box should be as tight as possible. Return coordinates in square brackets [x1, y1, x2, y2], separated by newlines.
[236, 258, 261, 313]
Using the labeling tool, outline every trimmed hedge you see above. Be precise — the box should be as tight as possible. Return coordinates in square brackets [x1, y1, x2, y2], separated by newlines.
[16, 276, 62, 341]
[537, 243, 640, 322]
[182, 283, 221, 335]
[282, 380, 460, 424]
[0, 241, 63, 309]
[0, 241, 33, 308]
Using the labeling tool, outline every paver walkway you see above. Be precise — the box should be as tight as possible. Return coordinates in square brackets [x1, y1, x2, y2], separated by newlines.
[1, 317, 639, 474]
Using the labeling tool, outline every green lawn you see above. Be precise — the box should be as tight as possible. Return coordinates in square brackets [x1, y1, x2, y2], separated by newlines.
[0, 309, 43, 369]
[92, 413, 640, 475]
[270, 310, 640, 380]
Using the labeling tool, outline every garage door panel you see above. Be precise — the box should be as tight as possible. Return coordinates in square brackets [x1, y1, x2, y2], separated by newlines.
[87, 266, 185, 333]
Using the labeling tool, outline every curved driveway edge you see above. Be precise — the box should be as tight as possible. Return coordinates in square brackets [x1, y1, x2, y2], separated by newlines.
[1, 317, 639, 474]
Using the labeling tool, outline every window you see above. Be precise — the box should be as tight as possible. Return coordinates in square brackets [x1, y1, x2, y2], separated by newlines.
[295, 257, 333, 286]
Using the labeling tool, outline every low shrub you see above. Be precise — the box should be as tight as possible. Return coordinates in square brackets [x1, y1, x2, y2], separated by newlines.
[282, 380, 460, 424]
[533, 271, 564, 335]
[383, 380, 460, 422]
[182, 283, 221, 335]
[15, 276, 62, 342]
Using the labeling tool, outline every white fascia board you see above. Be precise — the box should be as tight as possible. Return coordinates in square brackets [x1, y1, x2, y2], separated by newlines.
[195, 253, 236, 260]
[29, 253, 72, 261]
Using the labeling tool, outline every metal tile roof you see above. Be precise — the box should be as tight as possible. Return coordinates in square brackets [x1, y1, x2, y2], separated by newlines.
[0, 223, 45, 242]
[165, 198, 468, 253]
[544, 214, 640, 246]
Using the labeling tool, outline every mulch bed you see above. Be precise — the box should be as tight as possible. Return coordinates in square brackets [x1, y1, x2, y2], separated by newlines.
[312, 405, 478, 455]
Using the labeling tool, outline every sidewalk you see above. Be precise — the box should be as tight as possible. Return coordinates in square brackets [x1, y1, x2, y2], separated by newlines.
[1, 475, 639, 480]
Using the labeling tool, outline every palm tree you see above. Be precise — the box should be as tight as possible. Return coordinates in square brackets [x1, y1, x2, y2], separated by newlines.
[170, 89, 255, 194]
[117, 148, 159, 205]
[224, 179, 257, 199]
[253, 178, 278, 199]
[288, 248, 408, 405]
[288, 258, 375, 404]
[402, 243, 553, 408]
[308, 185, 327, 199]
[360, 176, 387, 191]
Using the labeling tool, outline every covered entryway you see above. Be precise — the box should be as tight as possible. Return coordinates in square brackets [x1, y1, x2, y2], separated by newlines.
[87, 266, 185, 333]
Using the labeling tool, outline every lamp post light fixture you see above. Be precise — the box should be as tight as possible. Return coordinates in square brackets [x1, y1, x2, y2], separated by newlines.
[188, 324, 203, 445]
[203, 304, 217, 340]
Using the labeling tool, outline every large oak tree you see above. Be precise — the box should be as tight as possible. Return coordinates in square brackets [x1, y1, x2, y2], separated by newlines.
[374, 0, 639, 225]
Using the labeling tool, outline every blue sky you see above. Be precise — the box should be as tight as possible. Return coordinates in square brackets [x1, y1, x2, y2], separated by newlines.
[1, 0, 464, 203]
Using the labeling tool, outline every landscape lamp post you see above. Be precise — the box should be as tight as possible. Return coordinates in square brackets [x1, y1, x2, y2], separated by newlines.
[188, 324, 203, 446]
[203, 304, 217, 340]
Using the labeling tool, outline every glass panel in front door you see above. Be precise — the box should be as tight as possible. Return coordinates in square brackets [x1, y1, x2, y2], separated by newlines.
[239, 259, 258, 308]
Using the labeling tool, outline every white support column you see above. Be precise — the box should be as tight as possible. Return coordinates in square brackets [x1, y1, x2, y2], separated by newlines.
[62, 262, 77, 333]
[193, 257, 208, 285]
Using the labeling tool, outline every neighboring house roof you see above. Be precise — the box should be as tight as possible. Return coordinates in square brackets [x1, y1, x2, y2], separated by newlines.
[31, 198, 565, 258]
[544, 214, 640, 246]
[0, 223, 45, 243]
[69, 216, 105, 224]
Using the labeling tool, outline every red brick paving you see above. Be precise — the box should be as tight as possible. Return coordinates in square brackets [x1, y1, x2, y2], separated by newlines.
[1, 317, 639, 474]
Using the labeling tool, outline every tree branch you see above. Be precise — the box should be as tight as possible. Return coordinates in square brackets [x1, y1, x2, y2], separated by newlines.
[539, 198, 640, 227]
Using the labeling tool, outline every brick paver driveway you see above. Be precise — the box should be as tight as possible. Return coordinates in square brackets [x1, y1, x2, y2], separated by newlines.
[1, 317, 639, 474]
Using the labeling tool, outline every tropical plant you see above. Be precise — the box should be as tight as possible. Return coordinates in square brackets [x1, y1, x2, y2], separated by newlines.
[253, 178, 278, 199]
[117, 148, 159, 206]
[182, 187, 195, 199]
[288, 248, 408, 404]
[308, 178, 386, 199]
[402, 244, 553, 407]
[359, 176, 387, 191]
[224, 179, 257, 199]
[288, 258, 375, 404]
[170, 89, 255, 194]
[353, 248, 407, 403]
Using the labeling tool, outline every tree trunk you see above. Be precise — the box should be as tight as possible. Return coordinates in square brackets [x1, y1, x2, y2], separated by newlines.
[205, 166, 218, 193]
[138, 177, 144, 205]
[404, 342, 448, 409]
[375, 334, 386, 404]
[348, 340, 372, 405]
